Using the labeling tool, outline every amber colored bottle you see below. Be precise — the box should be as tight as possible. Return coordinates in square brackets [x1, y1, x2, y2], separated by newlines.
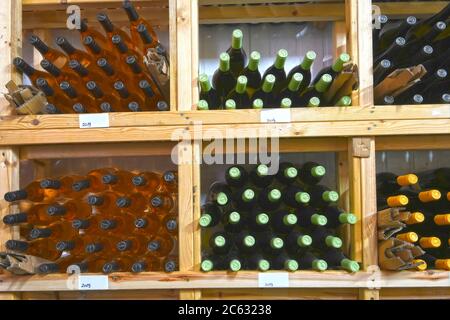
[162, 215, 178, 236]
[4, 180, 59, 203]
[126, 55, 162, 96]
[74, 255, 110, 273]
[136, 24, 160, 53]
[87, 191, 121, 215]
[123, 0, 159, 50]
[149, 192, 175, 215]
[56, 36, 95, 69]
[138, 79, 159, 109]
[83, 36, 121, 70]
[40, 175, 90, 199]
[97, 57, 136, 90]
[163, 256, 178, 273]
[131, 255, 162, 273]
[71, 215, 103, 234]
[134, 214, 161, 235]
[132, 171, 162, 195]
[29, 220, 79, 241]
[55, 234, 95, 256]
[71, 168, 116, 196]
[99, 212, 136, 235]
[116, 234, 151, 257]
[101, 169, 135, 193]
[35, 78, 74, 114]
[37, 254, 85, 274]
[147, 233, 175, 257]
[111, 34, 142, 61]
[29, 35, 68, 69]
[86, 80, 121, 112]
[2, 203, 61, 226]
[13, 57, 56, 88]
[116, 193, 148, 214]
[69, 59, 111, 87]
[79, 18, 109, 50]
[40, 59, 80, 84]
[102, 255, 134, 274]
[113, 81, 146, 111]
[46, 199, 92, 221]
[161, 171, 178, 193]
[59, 81, 99, 113]
[97, 12, 136, 52]
[85, 236, 121, 256]
[6, 239, 61, 261]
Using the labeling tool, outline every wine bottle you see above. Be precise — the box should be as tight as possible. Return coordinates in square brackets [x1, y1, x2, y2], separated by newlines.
[259, 232, 285, 256]
[56, 36, 94, 70]
[310, 226, 343, 250]
[321, 249, 360, 272]
[5, 239, 60, 261]
[241, 51, 261, 96]
[199, 74, 220, 109]
[376, 172, 418, 195]
[4, 180, 58, 203]
[132, 171, 161, 196]
[296, 207, 328, 228]
[308, 185, 339, 208]
[373, 15, 389, 55]
[378, 16, 418, 53]
[396, 231, 419, 243]
[222, 210, 245, 234]
[29, 221, 78, 241]
[37, 254, 82, 274]
[298, 252, 328, 271]
[282, 185, 310, 208]
[13, 57, 55, 88]
[132, 256, 162, 273]
[224, 99, 236, 110]
[208, 182, 232, 207]
[252, 99, 263, 109]
[419, 253, 450, 271]
[232, 187, 257, 210]
[99, 213, 136, 235]
[246, 254, 271, 272]
[271, 210, 298, 234]
[40, 59, 78, 84]
[78, 18, 109, 52]
[225, 75, 251, 109]
[247, 210, 271, 232]
[300, 74, 332, 105]
[335, 96, 352, 107]
[252, 74, 277, 108]
[298, 161, 326, 185]
[226, 29, 247, 77]
[147, 234, 175, 257]
[209, 232, 231, 255]
[249, 164, 274, 188]
[285, 231, 313, 255]
[262, 49, 288, 93]
[373, 59, 394, 85]
[200, 255, 224, 272]
[287, 51, 316, 93]
[312, 53, 350, 85]
[59, 81, 99, 113]
[279, 98, 292, 109]
[225, 165, 248, 188]
[149, 192, 175, 215]
[276, 162, 298, 185]
[123, 0, 159, 51]
[377, 194, 409, 209]
[374, 37, 407, 65]
[272, 253, 299, 272]
[234, 232, 257, 253]
[29, 35, 68, 68]
[212, 53, 236, 103]
[277, 73, 303, 107]
[322, 206, 357, 228]
[258, 187, 282, 211]
[102, 256, 134, 274]
[134, 214, 161, 235]
[83, 35, 120, 68]
[2, 205, 60, 226]
[97, 12, 135, 51]
[405, 3, 450, 39]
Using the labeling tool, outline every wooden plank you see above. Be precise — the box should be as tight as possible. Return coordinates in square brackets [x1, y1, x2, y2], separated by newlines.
[58, 290, 179, 300]
[192, 141, 202, 300]
[191, 0, 199, 110]
[380, 288, 450, 300]
[20, 142, 176, 160]
[377, 135, 450, 151]
[374, 1, 450, 18]
[169, 0, 177, 111]
[348, 139, 362, 262]
[177, 0, 193, 112]
[333, 21, 347, 56]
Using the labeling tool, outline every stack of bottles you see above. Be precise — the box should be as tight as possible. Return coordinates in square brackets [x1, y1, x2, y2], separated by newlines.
[13, 0, 169, 114]
[199, 162, 359, 273]
[198, 29, 354, 110]
[373, 3, 450, 105]
[3, 167, 178, 274]
[377, 169, 450, 270]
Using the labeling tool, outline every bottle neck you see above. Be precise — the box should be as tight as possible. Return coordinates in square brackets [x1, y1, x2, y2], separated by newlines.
[274, 49, 288, 69]
[84, 36, 102, 54]
[231, 29, 243, 49]
[98, 13, 114, 33]
[56, 37, 76, 55]
[123, 0, 140, 22]
[139, 80, 155, 97]
[137, 24, 153, 45]
[331, 53, 350, 72]
[248, 52, 260, 71]
[60, 82, 78, 99]
[126, 56, 142, 74]
[30, 36, 50, 55]
[41, 60, 61, 77]
[114, 81, 130, 99]
[97, 58, 115, 76]
[300, 51, 316, 70]
[219, 53, 230, 72]
[86, 81, 104, 98]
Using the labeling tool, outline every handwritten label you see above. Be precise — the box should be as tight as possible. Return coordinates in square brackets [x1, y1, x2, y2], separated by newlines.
[260, 109, 291, 123]
[78, 275, 109, 290]
[258, 273, 289, 288]
[79, 113, 110, 129]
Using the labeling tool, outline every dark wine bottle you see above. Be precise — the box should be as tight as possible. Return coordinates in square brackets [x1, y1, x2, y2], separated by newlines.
[287, 50, 316, 94]
[321, 249, 360, 272]
[298, 252, 328, 271]
[322, 206, 357, 228]
[241, 51, 261, 96]
[258, 187, 282, 211]
[259, 232, 285, 256]
[212, 53, 236, 103]
[252, 74, 277, 108]
[300, 74, 332, 105]
[226, 29, 247, 78]
[285, 231, 312, 256]
[308, 185, 339, 208]
[199, 202, 222, 228]
[247, 209, 271, 232]
[225, 165, 248, 188]
[232, 187, 257, 210]
[199, 74, 220, 109]
[311, 226, 343, 250]
[271, 210, 298, 234]
[262, 49, 288, 94]
[226, 75, 251, 109]
[277, 73, 303, 107]
[378, 16, 418, 53]
[296, 206, 328, 228]
[376, 172, 418, 195]
[222, 210, 245, 234]
[208, 182, 232, 207]
[312, 53, 350, 85]
[209, 232, 231, 255]
[276, 162, 298, 185]
[272, 253, 299, 272]
[246, 253, 271, 272]
[282, 185, 310, 208]
[298, 161, 326, 185]
[234, 232, 257, 253]
[249, 164, 274, 188]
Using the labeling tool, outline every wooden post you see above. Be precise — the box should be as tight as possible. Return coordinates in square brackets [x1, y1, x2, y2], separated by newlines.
[177, 0, 193, 111]
[169, 0, 178, 111]
[192, 140, 202, 300]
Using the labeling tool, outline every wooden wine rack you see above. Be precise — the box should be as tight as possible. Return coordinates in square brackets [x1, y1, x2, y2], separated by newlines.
[0, 0, 448, 300]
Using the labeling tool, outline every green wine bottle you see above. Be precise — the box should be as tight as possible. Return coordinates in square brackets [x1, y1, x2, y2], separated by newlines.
[197, 99, 209, 111]
[278, 72, 303, 106]
[225, 75, 251, 109]
[335, 96, 352, 107]
[312, 53, 350, 85]
[252, 98, 263, 109]
[262, 49, 288, 93]
[225, 99, 236, 110]
[280, 98, 292, 108]
[307, 97, 321, 108]
[252, 74, 276, 108]
[226, 29, 247, 77]
[212, 52, 236, 103]
[199, 74, 220, 109]
[301, 74, 332, 105]
[241, 51, 261, 96]
[287, 50, 316, 93]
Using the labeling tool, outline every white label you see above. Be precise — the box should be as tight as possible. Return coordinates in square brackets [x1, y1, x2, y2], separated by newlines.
[79, 113, 110, 129]
[258, 273, 289, 288]
[260, 109, 291, 123]
[78, 275, 109, 290]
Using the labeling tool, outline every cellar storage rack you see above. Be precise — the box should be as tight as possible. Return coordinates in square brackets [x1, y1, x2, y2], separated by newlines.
[0, 0, 447, 300]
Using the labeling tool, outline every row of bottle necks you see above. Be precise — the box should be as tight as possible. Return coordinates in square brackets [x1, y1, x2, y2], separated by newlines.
[373, 4, 450, 104]
[16, 1, 169, 113]
[199, 28, 352, 110]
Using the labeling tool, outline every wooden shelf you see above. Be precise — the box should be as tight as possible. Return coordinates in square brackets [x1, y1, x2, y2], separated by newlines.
[1, 270, 448, 291]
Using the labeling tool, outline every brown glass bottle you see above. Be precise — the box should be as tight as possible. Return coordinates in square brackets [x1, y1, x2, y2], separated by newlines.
[35, 78, 74, 113]
[147, 233, 175, 258]
[102, 255, 134, 274]
[4, 180, 59, 203]
[97, 12, 136, 52]
[149, 192, 175, 216]
[40, 175, 90, 199]
[97, 57, 136, 91]
[69, 59, 111, 87]
[71, 215, 103, 234]
[162, 215, 178, 236]
[126, 55, 162, 97]
[87, 191, 121, 215]
[132, 171, 162, 195]
[74, 255, 110, 273]
[6, 239, 61, 261]
[29, 35, 68, 69]
[134, 214, 161, 235]
[86, 80, 121, 112]
[29, 220, 78, 241]
[113, 81, 146, 111]
[55, 234, 96, 256]
[37, 254, 85, 274]
[131, 255, 162, 273]
[56, 36, 95, 70]
[40, 59, 79, 84]
[2, 203, 61, 226]
[99, 212, 136, 235]
[136, 24, 162, 54]
[71, 168, 117, 196]
[59, 81, 99, 113]
[161, 171, 178, 193]
[116, 234, 151, 257]
[138, 79, 159, 110]
[116, 192, 148, 214]
[83, 36, 121, 70]
[101, 169, 135, 193]
[111, 34, 142, 61]
[85, 236, 122, 256]
[79, 18, 109, 51]
[46, 199, 92, 221]
[123, 0, 159, 50]
[13, 57, 56, 88]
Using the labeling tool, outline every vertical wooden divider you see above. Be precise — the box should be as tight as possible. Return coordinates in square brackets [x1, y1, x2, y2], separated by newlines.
[192, 141, 202, 300]
[169, 0, 178, 110]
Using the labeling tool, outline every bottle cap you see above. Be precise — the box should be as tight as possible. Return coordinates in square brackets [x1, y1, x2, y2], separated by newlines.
[228, 167, 241, 179]
[231, 29, 243, 49]
[435, 259, 450, 271]
[270, 237, 284, 249]
[283, 214, 298, 226]
[236, 76, 248, 94]
[284, 167, 298, 179]
[338, 213, 358, 225]
[244, 235, 256, 247]
[219, 52, 230, 72]
[419, 237, 441, 249]
[3, 213, 27, 225]
[295, 192, 310, 204]
[201, 260, 214, 272]
[252, 99, 263, 109]
[256, 213, 269, 225]
[214, 235, 226, 247]
[248, 51, 261, 71]
[311, 214, 328, 226]
[336, 96, 352, 107]
[117, 240, 132, 251]
[341, 259, 360, 273]
[311, 165, 326, 178]
[262, 74, 276, 93]
[419, 190, 441, 202]
[313, 259, 328, 271]
[323, 191, 339, 202]
[258, 259, 270, 272]
[166, 219, 177, 232]
[396, 232, 418, 243]
[147, 240, 161, 252]
[412, 259, 427, 271]
[256, 164, 269, 176]
[116, 197, 131, 208]
[225, 99, 236, 110]
[325, 236, 343, 249]
[131, 262, 146, 273]
[297, 235, 312, 247]
[199, 74, 211, 92]
[434, 214, 450, 226]
[301, 51, 316, 70]
[281, 98, 292, 108]
[216, 192, 228, 206]
[229, 259, 241, 272]
[274, 49, 288, 69]
[134, 217, 148, 229]
[164, 260, 177, 273]
[387, 195, 409, 207]
[307, 97, 320, 107]
[197, 100, 209, 110]
[406, 212, 425, 225]
[102, 262, 119, 274]
[228, 212, 241, 224]
[242, 189, 255, 202]
[285, 259, 298, 272]
[268, 189, 281, 202]
[38, 263, 59, 274]
[199, 214, 212, 228]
